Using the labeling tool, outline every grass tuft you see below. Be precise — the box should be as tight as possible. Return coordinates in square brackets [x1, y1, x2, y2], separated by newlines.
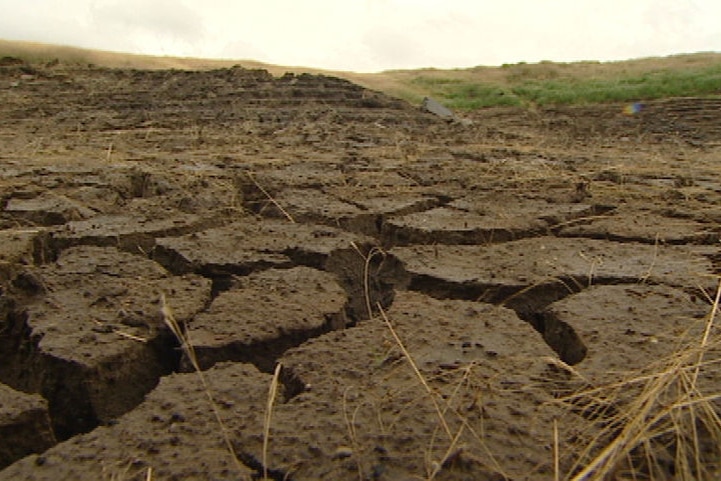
[403, 62, 721, 110]
[561, 277, 721, 480]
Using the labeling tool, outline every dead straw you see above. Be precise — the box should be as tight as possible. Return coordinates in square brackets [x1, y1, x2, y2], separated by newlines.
[247, 172, 295, 223]
[161, 294, 253, 480]
[262, 363, 282, 481]
[566, 276, 721, 480]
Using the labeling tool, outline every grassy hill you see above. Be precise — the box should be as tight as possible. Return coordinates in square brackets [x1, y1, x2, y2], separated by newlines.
[3, 39, 721, 110]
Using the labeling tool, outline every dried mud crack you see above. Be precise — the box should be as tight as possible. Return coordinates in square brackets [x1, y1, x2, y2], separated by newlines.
[1, 60, 721, 479]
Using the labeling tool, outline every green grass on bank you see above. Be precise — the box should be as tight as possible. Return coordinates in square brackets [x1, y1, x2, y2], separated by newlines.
[349, 53, 721, 110]
[402, 63, 721, 110]
[2, 39, 721, 110]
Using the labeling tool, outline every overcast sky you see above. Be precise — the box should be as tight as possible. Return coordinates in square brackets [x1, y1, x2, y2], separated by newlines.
[1, 0, 720, 72]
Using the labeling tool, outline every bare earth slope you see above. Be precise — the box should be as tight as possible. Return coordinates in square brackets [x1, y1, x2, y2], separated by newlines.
[0, 59, 720, 480]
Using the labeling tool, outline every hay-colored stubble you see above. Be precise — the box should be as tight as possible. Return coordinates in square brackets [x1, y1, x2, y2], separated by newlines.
[561, 277, 721, 481]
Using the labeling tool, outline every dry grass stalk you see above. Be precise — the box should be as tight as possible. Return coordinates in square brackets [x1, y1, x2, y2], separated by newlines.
[375, 298, 452, 439]
[350, 243, 385, 320]
[554, 418, 560, 481]
[376, 306, 510, 479]
[342, 387, 365, 481]
[638, 234, 661, 284]
[262, 363, 282, 481]
[247, 172, 295, 223]
[429, 426, 467, 480]
[499, 274, 580, 307]
[378, 303, 465, 480]
[693, 278, 721, 385]
[160, 294, 253, 480]
[352, 243, 507, 479]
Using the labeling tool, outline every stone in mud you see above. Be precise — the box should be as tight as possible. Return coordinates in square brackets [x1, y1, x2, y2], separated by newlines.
[421, 96, 455, 119]
[0, 246, 211, 439]
[5, 193, 95, 226]
[384, 197, 597, 245]
[540, 284, 711, 383]
[390, 236, 715, 334]
[558, 208, 719, 244]
[0, 384, 56, 469]
[182, 266, 347, 372]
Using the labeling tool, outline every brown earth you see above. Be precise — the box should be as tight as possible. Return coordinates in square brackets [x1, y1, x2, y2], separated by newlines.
[0, 58, 720, 480]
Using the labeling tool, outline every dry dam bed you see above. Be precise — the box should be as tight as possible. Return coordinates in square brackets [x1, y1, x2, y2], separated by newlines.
[0, 61, 720, 480]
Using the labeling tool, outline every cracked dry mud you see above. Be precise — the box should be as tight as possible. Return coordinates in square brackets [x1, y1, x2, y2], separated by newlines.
[0, 60, 720, 480]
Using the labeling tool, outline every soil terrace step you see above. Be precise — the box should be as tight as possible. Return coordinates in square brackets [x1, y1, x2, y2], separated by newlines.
[384, 196, 599, 245]
[540, 284, 712, 383]
[0, 383, 56, 470]
[182, 266, 347, 373]
[1, 246, 211, 439]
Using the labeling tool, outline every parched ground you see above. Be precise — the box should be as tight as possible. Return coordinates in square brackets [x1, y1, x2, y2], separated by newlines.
[0, 59, 720, 480]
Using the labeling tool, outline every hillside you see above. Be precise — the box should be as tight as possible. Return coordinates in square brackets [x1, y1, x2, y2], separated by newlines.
[3, 39, 721, 109]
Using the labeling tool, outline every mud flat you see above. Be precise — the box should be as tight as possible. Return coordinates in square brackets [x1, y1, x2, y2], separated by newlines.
[0, 60, 720, 479]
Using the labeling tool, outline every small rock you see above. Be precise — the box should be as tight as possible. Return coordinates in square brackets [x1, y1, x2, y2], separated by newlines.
[421, 97, 455, 119]
[333, 446, 354, 459]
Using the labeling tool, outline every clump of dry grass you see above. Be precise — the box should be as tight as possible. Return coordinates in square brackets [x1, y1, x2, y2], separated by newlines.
[357, 231, 721, 480]
[557, 278, 721, 480]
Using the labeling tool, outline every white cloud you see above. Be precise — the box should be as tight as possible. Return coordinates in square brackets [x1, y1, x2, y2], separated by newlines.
[89, 0, 205, 55]
[0, 0, 719, 71]
[90, 0, 203, 40]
